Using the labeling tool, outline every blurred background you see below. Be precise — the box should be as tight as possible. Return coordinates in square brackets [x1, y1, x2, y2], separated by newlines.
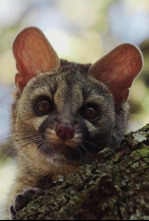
[1, 0, 149, 218]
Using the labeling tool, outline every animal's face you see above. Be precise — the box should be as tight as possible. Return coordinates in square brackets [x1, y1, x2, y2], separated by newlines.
[13, 65, 115, 165]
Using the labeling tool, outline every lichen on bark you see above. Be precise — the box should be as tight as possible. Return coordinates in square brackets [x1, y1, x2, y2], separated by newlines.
[15, 124, 149, 220]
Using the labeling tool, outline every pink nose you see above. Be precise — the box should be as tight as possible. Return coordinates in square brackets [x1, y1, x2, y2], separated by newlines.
[56, 124, 75, 139]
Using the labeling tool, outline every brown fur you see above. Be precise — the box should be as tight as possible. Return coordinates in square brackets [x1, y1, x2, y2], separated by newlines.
[8, 60, 129, 206]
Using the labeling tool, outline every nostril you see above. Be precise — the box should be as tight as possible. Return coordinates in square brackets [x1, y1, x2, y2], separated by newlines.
[56, 124, 75, 139]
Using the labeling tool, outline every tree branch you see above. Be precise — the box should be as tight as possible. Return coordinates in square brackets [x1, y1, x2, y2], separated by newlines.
[15, 124, 149, 220]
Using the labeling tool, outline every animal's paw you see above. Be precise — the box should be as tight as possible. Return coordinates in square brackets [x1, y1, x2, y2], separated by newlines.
[10, 188, 43, 220]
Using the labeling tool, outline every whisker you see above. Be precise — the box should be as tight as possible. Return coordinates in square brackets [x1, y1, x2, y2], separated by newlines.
[16, 138, 42, 148]
[0, 148, 13, 162]
[68, 151, 72, 161]
[80, 144, 88, 163]
[7, 136, 43, 153]
[44, 174, 52, 189]
[85, 139, 102, 150]
[75, 146, 84, 162]
[37, 141, 45, 152]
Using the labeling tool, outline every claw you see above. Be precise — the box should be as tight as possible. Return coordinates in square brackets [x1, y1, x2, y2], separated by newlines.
[10, 188, 43, 219]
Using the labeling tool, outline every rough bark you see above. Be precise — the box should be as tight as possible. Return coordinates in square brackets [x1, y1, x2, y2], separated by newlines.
[15, 124, 149, 220]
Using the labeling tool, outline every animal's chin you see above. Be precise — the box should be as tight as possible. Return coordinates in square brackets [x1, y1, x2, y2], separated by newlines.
[45, 153, 84, 168]
[36, 137, 100, 165]
[36, 140, 90, 164]
[45, 145, 87, 163]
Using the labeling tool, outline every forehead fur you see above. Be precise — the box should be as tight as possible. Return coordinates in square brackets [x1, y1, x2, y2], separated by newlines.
[23, 60, 110, 96]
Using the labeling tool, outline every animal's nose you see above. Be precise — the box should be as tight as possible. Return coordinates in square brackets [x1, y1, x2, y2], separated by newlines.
[56, 123, 75, 139]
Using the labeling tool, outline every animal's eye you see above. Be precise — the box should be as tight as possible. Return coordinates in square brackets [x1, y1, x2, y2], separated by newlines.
[34, 97, 53, 115]
[80, 104, 100, 122]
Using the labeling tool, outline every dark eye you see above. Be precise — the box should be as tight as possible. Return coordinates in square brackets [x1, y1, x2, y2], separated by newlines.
[80, 104, 100, 122]
[34, 97, 53, 115]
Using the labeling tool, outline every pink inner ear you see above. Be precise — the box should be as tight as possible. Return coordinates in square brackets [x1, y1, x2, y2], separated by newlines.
[89, 44, 143, 105]
[13, 27, 60, 92]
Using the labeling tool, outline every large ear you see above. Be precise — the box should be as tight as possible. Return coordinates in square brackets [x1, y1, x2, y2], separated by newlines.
[13, 27, 60, 92]
[89, 44, 143, 105]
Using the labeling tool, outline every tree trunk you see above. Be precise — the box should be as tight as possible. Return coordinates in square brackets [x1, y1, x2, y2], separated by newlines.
[14, 124, 149, 220]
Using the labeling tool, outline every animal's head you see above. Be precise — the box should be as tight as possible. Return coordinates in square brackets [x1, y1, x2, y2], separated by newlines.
[12, 27, 143, 171]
